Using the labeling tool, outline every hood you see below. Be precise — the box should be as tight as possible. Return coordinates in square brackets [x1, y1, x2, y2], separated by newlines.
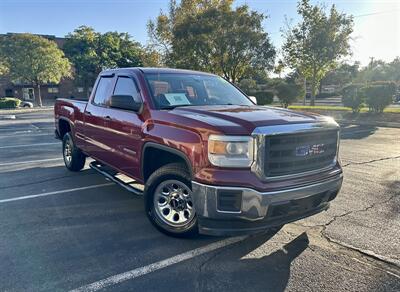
[170, 105, 323, 135]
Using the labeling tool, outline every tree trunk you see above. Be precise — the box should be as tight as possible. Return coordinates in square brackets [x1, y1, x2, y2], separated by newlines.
[303, 77, 307, 106]
[310, 76, 316, 106]
[36, 84, 43, 107]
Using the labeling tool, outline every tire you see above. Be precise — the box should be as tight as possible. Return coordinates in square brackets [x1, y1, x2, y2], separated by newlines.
[144, 163, 198, 237]
[62, 132, 86, 172]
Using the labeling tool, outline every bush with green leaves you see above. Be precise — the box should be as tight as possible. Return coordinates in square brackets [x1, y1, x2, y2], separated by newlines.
[275, 82, 303, 108]
[341, 84, 363, 113]
[362, 82, 396, 113]
[0, 97, 21, 109]
[253, 91, 274, 105]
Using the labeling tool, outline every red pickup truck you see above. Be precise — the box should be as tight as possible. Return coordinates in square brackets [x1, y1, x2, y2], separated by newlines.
[55, 68, 343, 237]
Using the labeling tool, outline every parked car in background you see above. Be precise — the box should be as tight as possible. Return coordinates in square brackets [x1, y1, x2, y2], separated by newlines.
[54, 68, 343, 237]
[20, 101, 34, 108]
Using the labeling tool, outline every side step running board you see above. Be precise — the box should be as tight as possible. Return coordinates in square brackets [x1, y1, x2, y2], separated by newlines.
[89, 161, 143, 196]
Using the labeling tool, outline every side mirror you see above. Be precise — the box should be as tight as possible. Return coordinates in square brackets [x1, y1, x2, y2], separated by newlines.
[110, 95, 142, 112]
[249, 95, 257, 105]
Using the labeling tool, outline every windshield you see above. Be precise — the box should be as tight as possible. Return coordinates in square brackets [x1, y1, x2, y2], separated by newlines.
[144, 73, 253, 109]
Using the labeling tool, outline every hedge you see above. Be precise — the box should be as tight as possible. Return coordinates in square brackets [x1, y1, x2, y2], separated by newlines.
[341, 84, 363, 113]
[276, 82, 304, 108]
[362, 83, 396, 113]
[252, 91, 274, 105]
[0, 97, 21, 109]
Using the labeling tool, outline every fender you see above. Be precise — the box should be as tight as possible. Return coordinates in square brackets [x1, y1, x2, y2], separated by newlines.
[141, 142, 193, 179]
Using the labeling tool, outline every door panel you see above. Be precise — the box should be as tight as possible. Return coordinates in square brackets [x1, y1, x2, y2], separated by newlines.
[82, 76, 114, 162]
[100, 75, 144, 179]
[101, 107, 143, 179]
[82, 103, 108, 161]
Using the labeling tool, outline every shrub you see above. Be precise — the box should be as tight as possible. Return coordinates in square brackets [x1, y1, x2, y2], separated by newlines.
[362, 83, 396, 113]
[341, 85, 363, 113]
[252, 91, 274, 105]
[0, 97, 21, 109]
[275, 82, 303, 108]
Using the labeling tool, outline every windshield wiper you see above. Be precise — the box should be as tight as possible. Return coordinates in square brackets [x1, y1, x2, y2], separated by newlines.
[160, 104, 194, 110]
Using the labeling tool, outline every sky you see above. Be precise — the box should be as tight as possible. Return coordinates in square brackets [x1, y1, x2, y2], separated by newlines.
[0, 0, 399, 66]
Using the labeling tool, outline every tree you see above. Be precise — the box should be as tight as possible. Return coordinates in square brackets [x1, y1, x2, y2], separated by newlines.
[64, 26, 144, 94]
[320, 61, 359, 88]
[238, 78, 257, 94]
[0, 33, 71, 106]
[142, 48, 162, 67]
[282, 0, 353, 105]
[356, 57, 400, 84]
[148, 0, 275, 83]
[0, 60, 8, 76]
[63, 26, 99, 95]
[274, 60, 285, 78]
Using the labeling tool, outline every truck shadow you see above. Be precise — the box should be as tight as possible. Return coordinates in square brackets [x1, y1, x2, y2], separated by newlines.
[340, 124, 377, 140]
[196, 232, 309, 292]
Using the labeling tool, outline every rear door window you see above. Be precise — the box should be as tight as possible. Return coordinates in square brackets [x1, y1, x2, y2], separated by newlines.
[113, 77, 141, 103]
[93, 77, 113, 106]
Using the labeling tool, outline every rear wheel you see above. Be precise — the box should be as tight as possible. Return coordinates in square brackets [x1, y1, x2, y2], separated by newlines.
[144, 163, 198, 237]
[62, 132, 86, 171]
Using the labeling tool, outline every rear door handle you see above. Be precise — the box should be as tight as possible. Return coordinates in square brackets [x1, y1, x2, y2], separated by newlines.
[86, 111, 92, 116]
[105, 115, 112, 120]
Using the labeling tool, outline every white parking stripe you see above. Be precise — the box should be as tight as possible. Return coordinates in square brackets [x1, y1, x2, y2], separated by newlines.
[0, 158, 63, 166]
[0, 133, 53, 138]
[0, 142, 59, 149]
[70, 235, 247, 292]
[0, 183, 114, 204]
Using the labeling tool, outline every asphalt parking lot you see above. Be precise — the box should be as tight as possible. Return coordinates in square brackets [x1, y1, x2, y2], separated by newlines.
[0, 110, 399, 292]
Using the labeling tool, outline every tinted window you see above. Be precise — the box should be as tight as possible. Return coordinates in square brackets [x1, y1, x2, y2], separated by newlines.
[113, 77, 141, 102]
[93, 77, 113, 106]
[144, 73, 252, 109]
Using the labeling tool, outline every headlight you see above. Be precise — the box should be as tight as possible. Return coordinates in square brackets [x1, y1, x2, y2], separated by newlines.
[208, 135, 254, 167]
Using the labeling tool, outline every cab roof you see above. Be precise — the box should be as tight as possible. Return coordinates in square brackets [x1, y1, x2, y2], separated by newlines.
[101, 67, 215, 76]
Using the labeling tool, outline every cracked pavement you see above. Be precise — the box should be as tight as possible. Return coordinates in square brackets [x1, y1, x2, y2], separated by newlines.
[0, 112, 399, 291]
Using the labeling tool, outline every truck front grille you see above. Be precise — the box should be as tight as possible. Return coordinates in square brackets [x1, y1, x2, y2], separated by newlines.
[263, 130, 338, 178]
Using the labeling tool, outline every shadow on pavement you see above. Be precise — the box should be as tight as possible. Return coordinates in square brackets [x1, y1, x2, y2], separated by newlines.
[340, 124, 377, 140]
[197, 232, 309, 292]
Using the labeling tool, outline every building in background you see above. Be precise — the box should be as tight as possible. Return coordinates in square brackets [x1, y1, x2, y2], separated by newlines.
[0, 33, 89, 105]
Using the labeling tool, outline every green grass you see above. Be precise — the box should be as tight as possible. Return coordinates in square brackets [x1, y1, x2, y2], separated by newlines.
[287, 105, 400, 113]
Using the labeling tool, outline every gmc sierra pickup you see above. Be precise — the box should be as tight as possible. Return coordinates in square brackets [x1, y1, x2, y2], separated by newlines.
[54, 67, 343, 237]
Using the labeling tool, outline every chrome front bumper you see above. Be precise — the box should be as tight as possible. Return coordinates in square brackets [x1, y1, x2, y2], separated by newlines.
[191, 174, 343, 235]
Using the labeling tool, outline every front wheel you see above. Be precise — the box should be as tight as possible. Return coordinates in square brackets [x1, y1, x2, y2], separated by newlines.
[62, 132, 86, 171]
[144, 163, 198, 237]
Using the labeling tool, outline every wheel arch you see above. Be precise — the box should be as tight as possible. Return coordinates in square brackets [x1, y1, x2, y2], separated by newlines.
[58, 117, 73, 139]
[141, 142, 193, 183]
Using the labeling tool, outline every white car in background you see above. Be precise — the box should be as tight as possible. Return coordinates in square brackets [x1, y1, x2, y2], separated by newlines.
[20, 100, 34, 108]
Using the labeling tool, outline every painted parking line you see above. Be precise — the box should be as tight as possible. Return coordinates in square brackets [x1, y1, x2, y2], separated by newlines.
[0, 183, 114, 204]
[0, 142, 59, 149]
[70, 235, 248, 292]
[0, 158, 63, 167]
[0, 132, 54, 138]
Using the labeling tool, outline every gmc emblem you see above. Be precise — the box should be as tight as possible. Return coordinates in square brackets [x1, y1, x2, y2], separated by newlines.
[295, 144, 325, 157]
